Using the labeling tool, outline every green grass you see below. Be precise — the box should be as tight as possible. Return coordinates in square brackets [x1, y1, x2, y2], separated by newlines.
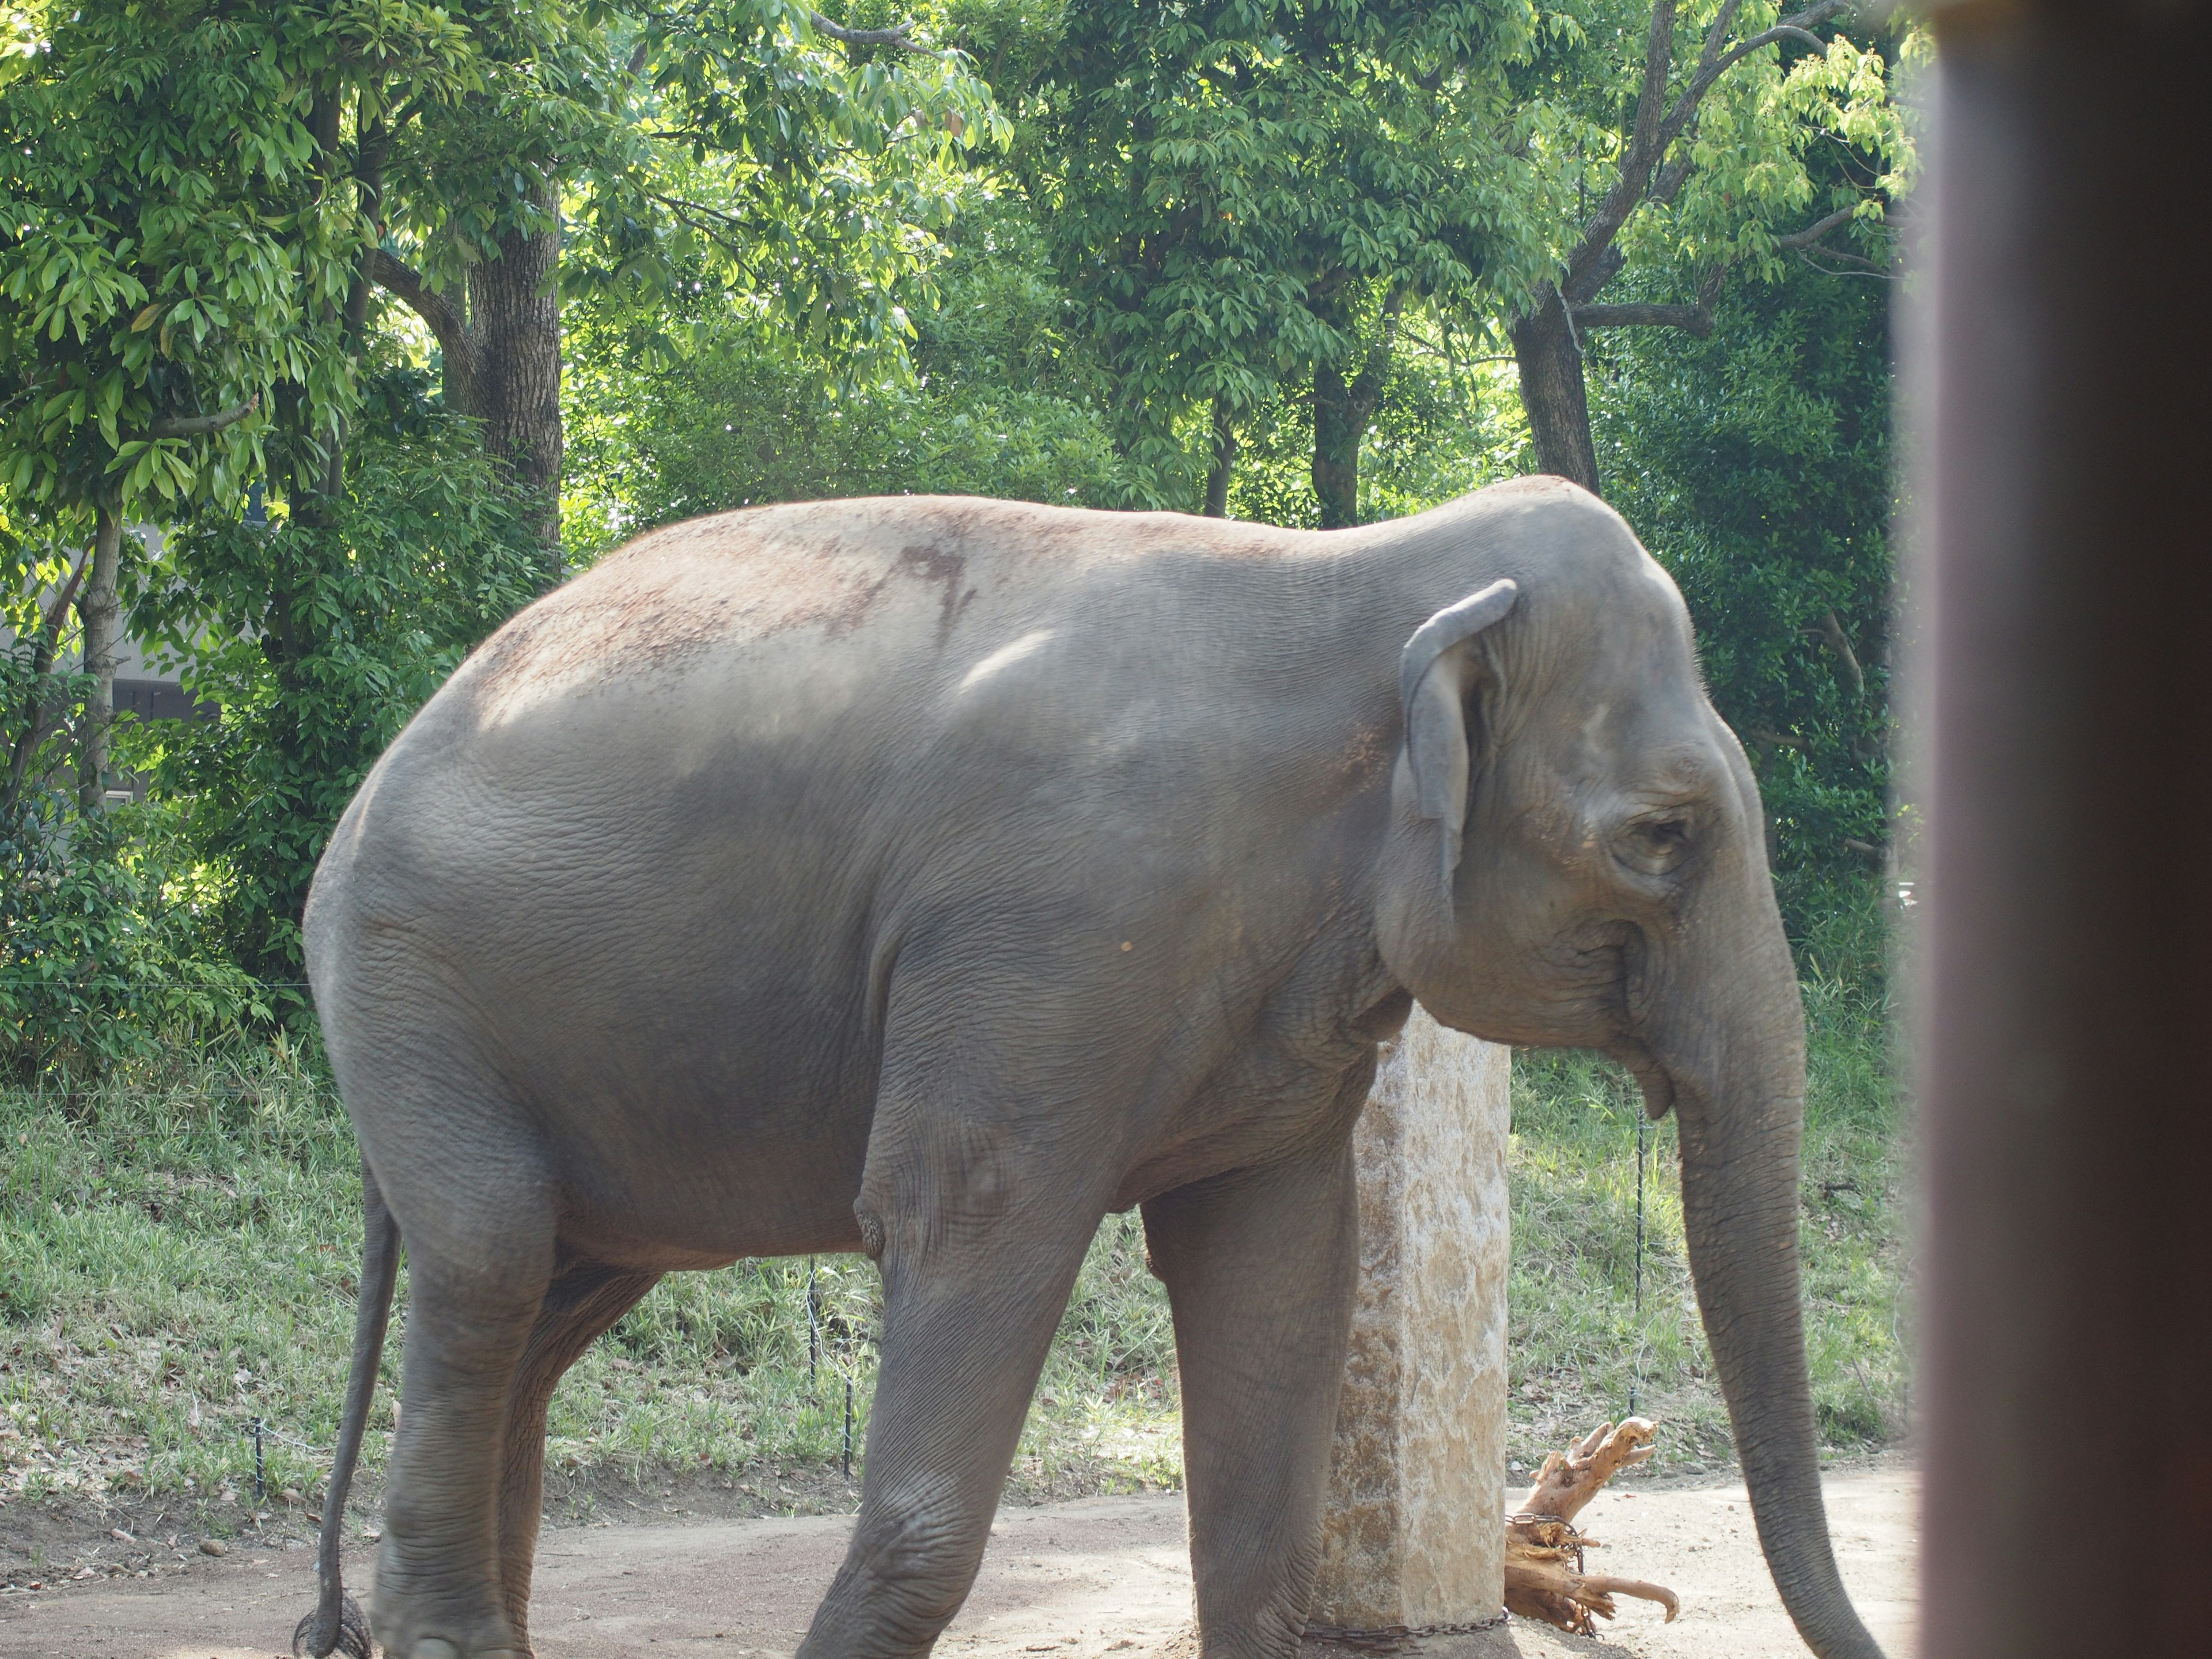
[1, 897, 1904, 1518]
[0, 1041, 1181, 1516]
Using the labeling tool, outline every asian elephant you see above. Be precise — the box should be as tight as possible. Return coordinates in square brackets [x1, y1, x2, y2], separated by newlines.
[294, 477, 1883, 1659]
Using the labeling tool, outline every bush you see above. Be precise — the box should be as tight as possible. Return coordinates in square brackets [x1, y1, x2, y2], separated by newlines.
[0, 794, 266, 1082]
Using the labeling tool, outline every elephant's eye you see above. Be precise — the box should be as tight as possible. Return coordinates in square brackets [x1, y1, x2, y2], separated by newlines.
[1621, 815, 1692, 873]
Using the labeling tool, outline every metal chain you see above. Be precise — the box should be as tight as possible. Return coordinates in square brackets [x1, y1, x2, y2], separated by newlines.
[1630, 1108, 1647, 1417]
[1304, 1611, 1510, 1650]
[1508, 1512, 1589, 1575]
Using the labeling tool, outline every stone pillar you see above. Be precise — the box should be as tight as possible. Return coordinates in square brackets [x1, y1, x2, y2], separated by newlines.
[1311, 1007, 1510, 1630]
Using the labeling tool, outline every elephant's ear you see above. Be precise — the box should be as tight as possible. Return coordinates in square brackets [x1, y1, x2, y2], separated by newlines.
[1399, 579, 1520, 892]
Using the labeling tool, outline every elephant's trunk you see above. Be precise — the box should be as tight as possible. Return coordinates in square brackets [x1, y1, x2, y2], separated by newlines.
[1620, 728, 1887, 1659]
[1672, 1058, 1883, 1659]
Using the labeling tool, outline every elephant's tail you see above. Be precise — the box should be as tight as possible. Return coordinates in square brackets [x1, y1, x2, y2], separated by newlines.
[293, 1160, 400, 1659]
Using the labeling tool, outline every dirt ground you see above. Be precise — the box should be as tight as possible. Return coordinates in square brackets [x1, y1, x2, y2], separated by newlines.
[0, 1461, 1914, 1659]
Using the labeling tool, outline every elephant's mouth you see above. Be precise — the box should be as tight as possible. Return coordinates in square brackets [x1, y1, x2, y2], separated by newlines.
[1614, 1040, 1678, 1120]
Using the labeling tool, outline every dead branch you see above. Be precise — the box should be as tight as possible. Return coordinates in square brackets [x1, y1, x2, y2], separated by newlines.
[1514, 1418, 1659, 1525]
[808, 12, 930, 53]
[145, 396, 258, 440]
[1505, 1419, 1679, 1637]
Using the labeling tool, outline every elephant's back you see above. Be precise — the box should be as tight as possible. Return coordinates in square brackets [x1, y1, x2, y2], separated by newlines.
[452, 494, 1287, 721]
[304, 495, 1291, 1017]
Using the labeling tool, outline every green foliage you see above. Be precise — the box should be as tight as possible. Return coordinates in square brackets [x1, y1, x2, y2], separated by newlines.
[1013, 0, 1547, 505]
[563, 198, 1128, 554]
[121, 375, 544, 982]
[1593, 257, 1895, 909]
[567, 1, 1006, 380]
[0, 1, 420, 526]
[0, 800, 266, 1083]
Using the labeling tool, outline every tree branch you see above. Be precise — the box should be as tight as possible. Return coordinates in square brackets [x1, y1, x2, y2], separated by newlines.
[3, 547, 93, 820]
[363, 247, 474, 358]
[1558, 0, 1851, 312]
[1571, 302, 1713, 336]
[1647, 142, 1699, 214]
[1560, 0, 1683, 301]
[1810, 607, 1866, 695]
[145, 396, 258, 440]
[1662, 0, 1850, 150]
[1775, 204, 1862, 251]
[808, 12, 930, 54]
[1699, 17, 1836, 86]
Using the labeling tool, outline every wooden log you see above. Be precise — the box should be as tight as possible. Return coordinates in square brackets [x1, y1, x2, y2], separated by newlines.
[1503, 1419, 1680, 1636]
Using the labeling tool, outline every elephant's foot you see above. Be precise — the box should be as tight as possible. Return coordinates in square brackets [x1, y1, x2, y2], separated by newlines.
[372, 1578, 532, 1659]
[291, 1593, 372, 1659]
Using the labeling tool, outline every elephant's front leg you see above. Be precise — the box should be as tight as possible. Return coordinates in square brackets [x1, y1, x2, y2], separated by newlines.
[1143, 1143, 1359, 1659]
[796, 995, 1116, 1659]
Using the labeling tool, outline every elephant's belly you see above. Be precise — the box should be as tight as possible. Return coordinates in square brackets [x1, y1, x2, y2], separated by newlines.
[521, 1021, 882, 1271]
[546, 1095, 875, 1270]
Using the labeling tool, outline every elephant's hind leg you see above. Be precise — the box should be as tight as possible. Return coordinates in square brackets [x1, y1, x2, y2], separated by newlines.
[375, 1220, 554, 1659]
[339, 1044, 557, 1659]
[1143, 1144, 1360, 1659]
[494, 1256, 662, 1647]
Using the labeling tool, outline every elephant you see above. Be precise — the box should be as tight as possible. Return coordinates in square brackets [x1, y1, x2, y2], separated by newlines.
[293, 476, 1884, 1659]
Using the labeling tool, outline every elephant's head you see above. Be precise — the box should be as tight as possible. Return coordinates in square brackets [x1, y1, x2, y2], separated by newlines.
[1372, 487, 1883, 1659]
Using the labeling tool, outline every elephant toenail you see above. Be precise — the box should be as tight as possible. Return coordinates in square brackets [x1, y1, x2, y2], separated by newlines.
[408, 1642, 460, 1659]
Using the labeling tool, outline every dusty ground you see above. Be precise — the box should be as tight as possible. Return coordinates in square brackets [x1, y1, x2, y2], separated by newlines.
[0, 1462, 1914, 1659]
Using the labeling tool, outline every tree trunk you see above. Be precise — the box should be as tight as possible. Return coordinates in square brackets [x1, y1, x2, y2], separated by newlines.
[468, 175, 564, 576]
[74, 506, 124, 816]
[440, 276, 480, 421]
[1314, 353, 1391, 530]
[1510, 286, 1601, 494]
[1203, 395, 1237, 517]
[1312, 293, 1402, 530]
[1312, 361, 1360, 528]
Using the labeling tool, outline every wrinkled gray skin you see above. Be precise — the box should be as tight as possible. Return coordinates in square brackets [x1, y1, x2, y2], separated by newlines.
[297, 478, 1883, 1659]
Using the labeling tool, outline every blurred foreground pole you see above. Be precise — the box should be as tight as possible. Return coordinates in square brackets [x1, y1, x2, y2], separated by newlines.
[1916, 4, 2212, 1656]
